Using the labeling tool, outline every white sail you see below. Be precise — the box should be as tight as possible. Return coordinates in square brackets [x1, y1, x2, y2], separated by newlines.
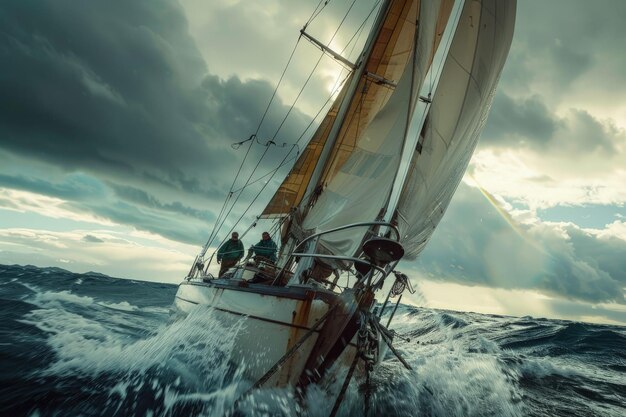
[302, 0, 449, 258]
[395, 0, 517, 258]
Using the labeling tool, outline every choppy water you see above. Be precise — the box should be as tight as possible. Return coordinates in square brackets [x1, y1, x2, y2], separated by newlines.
[0, 264, 624, 417]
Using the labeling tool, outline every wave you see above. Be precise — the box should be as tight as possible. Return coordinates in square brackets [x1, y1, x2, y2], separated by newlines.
[1, 264, 625, 417]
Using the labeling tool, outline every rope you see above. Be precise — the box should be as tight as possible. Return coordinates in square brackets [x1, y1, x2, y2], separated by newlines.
[230, 70, 350, 197]
[254, 39, 302, 138]
[206, 144, 272, 255]
[228, 304, 337, 416]
[328, 351, 360, 417]
[206, 58, 353, 256]
[374, 319, 413, 371]
[340, 0, 382, 57]
[364, 364, 372, 417]
[201, 138, 253, 255]
[306, 0, 332, 28]
[269, 0, 357, 143]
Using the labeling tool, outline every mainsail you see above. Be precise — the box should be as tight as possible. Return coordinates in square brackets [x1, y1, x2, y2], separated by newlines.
[261, 0, 516, 262]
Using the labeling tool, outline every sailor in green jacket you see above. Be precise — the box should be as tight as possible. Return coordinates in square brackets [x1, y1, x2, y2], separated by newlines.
[249, 231, 278, 263]
[217, 232, 244, 276]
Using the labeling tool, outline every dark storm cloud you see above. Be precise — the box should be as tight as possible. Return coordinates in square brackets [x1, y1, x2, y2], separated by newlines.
[413, 184, 625, 304]
[500, 0, 626, 93]
[481, 93, 559, 146]
[109, 183, 214, 222]
[79, 199, 207, 244]
[200, 74, 312, 169]
[0, 0, 310, 197]
[82, 235, 104, 243]
[0, 173, 107, 201]
[481, 1, 626, 152]
[0, 171, 212, 224]
[0, 0, 314, 245]
[502, 29, 591, 92]
[0, 0, 217, 188]
[564, 109, 618, 153]
[481, 94, 620, 153]
[0, 172, 210, 244]
[566, 226, 626, 286]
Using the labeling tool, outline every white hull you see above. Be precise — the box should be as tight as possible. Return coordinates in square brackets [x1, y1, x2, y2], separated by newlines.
[175, 278, 357, 387]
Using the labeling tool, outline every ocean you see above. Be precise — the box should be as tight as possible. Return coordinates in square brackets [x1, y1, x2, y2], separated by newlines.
[0, 263, 624, 417]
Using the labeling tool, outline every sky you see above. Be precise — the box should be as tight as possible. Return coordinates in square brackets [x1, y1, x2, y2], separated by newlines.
[1, 0, 625, 325]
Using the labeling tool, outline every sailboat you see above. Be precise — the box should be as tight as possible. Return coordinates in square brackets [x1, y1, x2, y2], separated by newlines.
[175, 0, 516, 405]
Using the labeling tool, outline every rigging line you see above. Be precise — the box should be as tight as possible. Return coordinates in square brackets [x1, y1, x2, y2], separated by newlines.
[310, 0, 377, 106]
[270, 51, 325, 141]
[242, 0, 359, 193]
[211, 32, 338, 245]
[231, 68, 351, 196]
[254, 37, 302, 137]
[218, 136, 254, 213]
[210, 144, 273, 247]
[306, 0, 332, 27]
[201, 2, 359, 260]
[268, 216, 286, 240]
[335, 0, 359, 40]
[207, 192, 233, 246]
[217, 169, 282, 253]
[217, 102, 330, 245]
[208, 138, 276, 253]
[339, 0, 382, 56]
[214, 71, 352, 247]
[221, 132, 298, 235]
[293, 68, 351, 143]
[265, 75, 356, 206]
[224, 0, 355, 226]
[322, 1, 371, 95]
[211, 1, 362, 245]
[270, 0, 358, 142]
[215, 33, 302, 241]
[231, 144, 300, 194]
[203, 137, 254, 253]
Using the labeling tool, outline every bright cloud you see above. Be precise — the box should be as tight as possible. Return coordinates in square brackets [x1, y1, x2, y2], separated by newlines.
[0, 226, 198, 283]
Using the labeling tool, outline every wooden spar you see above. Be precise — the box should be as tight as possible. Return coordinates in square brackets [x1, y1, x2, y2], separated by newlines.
[300, 29, 357, 70]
